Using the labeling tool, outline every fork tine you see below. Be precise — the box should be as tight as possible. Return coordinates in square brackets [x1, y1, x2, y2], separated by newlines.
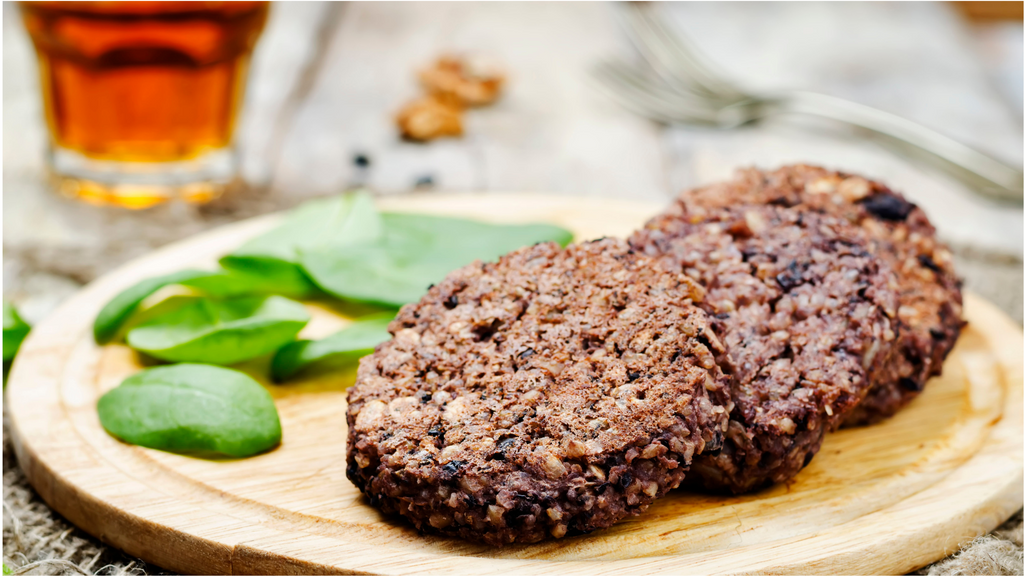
[602, 60, 724, 114]
[617, 4, 714, 98]
[590, 74, 680, 125]
[620, 3, 747, 102]
[592, 60, 723, 125]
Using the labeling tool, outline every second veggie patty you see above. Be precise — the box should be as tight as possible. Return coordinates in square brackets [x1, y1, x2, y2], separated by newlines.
[630, 203, 900, 494]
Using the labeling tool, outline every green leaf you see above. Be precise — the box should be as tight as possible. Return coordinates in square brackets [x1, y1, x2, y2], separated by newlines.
[215, 256, 317, 300]
[301, 213, 573, 307]
[271, 312, 394, 381]
[4, 301, 31, 363]
[98, 364, 281, 457]
[93, 269, 211, 344]
[3, 563, 11, 575]
[177, 267, 292, 298]
[220, 192, 383, 299]
[126, 295, 310, 365]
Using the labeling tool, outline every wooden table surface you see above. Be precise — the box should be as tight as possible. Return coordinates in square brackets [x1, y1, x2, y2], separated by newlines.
[2, 2, 1022, 574]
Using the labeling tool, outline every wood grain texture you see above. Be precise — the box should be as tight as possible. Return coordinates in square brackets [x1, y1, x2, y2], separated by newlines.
[6, 195, 1023, 575]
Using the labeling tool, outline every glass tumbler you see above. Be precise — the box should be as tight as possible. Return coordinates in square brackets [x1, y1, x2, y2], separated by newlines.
[20, 1, 269, 208]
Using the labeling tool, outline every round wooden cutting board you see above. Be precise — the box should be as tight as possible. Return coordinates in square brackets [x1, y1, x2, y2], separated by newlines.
[6, 194, 1023, 575]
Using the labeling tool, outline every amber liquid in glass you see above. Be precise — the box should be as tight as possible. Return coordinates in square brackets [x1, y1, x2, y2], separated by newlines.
[20, 1, 268, 208]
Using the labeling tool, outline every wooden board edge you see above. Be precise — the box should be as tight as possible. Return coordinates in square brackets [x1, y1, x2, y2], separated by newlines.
[4, 197, 1021, 575]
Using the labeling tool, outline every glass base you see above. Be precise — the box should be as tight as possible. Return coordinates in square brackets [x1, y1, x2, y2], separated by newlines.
[47, 146, 237, 209]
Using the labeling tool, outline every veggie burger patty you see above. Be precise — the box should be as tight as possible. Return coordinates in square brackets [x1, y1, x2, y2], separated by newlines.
[347, 239, 731, 545]
[630, 202, 901, 494]
[672, 165, 964, 426]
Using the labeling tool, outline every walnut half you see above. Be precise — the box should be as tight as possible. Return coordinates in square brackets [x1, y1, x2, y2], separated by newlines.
[396, 96, 463, 141]
[419, 55, 504, 107]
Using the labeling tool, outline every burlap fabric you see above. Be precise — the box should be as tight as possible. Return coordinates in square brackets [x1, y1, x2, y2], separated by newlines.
[2, 192, 1022, 575]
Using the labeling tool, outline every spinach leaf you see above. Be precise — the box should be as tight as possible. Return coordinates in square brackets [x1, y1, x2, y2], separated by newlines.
[380, 213, 573, 258]
[3, 301, 30, 363]
[177, 267, 291, 298]
[220, 192, 382, 299]
[215, 256, 316, 301]
[271, 312, 394, 381]
[93, 269, 211, 344]
[126, 295, 310, 365]
[300, 214, 573, 307]
[98, 364, 281, 457]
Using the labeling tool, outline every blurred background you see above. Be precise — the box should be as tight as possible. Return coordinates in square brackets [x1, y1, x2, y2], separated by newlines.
[2, 3, 1022, 574]
[5, 2, 1022, 325]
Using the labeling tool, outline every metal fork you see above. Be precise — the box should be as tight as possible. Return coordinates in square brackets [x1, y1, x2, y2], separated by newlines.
[593, 3, 1024, 204]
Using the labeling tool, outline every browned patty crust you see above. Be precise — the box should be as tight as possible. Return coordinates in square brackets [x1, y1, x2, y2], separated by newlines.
[630, 204, 900, 493]
[347, 239, 732, 546]
[675, 165, 963, 425]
